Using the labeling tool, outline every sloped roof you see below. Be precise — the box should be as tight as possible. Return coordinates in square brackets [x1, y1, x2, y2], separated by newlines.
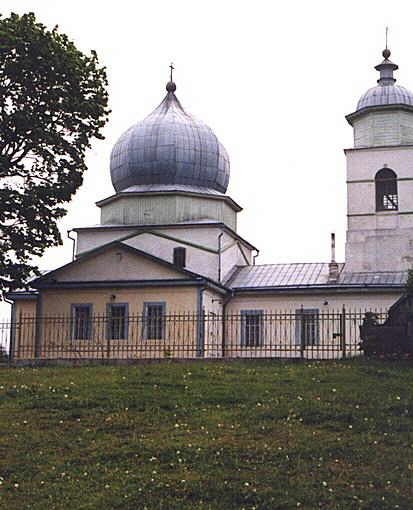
[338, 271, 407, 286]
[227, 263, 407, 290]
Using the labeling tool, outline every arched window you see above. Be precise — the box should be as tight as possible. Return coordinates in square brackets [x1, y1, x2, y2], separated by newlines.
[375, 168, 398, 211]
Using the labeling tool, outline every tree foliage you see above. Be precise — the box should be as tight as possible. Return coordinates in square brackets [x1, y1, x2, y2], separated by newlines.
[406, 268, 413, 295]
[0, 12, 110, 296]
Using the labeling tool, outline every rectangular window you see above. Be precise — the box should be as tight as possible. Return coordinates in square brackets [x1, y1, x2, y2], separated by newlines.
[173, 247, 186, 268]
[71, 304, 92, 340]
[295, 309, 319, 346]
[144, 302, 166, 340]
[107, 303, 128, 340]
[241, 310, 263, 347]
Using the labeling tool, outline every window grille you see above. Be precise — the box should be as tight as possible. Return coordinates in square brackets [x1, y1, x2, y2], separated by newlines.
[295, 309, 319, 346]
[241, 310, 263, 347]
[107, 303, 128, 340]
[375, 168, 398, 211]
[71, 304, 92, 340]
[144, 302, 166, 340]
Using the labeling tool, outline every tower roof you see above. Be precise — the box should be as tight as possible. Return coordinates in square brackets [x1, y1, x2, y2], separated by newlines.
[110, 76, 230, 194]
[354, 48, 413, 113]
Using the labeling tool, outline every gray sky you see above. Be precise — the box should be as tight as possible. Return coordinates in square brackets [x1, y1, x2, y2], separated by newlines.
[2, 0, 413, 317]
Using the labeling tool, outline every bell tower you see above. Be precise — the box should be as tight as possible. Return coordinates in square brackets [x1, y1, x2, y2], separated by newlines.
[345, 47, 413, 273]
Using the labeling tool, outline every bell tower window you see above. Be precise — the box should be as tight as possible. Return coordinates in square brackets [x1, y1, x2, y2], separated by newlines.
[375, 168, 398, 211]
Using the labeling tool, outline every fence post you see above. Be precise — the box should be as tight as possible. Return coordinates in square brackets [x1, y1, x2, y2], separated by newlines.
[34, 314, 43, 359]
[221, 312, 226, 358]
[340, 305, 347, 359]
[300, 305, 305, 359]
[8, 310, 17, 363]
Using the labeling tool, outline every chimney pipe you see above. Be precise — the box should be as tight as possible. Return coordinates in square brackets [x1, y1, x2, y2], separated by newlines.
[331, 233, 336, 263]
[328, 233, 339, 283]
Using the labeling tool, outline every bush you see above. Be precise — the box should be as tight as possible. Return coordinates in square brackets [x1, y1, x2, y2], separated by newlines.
[0, 345, 9, 360]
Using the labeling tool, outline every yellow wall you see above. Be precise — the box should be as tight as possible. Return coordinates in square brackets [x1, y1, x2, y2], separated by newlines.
[34, 286, 199, 360]
[57, 245, 184, 282]
[14, 299, 37, 318]
[11, 288, 399, 361]
[40, 286, 197, 316]
[203, 288, 224, 358]
[12, 300, 37, 359]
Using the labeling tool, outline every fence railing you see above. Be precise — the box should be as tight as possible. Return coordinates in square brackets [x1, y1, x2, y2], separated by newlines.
[0, 309, 388, 361]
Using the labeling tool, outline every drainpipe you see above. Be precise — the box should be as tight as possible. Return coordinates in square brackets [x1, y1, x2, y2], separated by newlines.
[221, 289, 234, 358]
[67, 229, 76, 261]
[253, 249, 260, 265]
[217, 233, 223, 282]
[197, 285, 206, 357]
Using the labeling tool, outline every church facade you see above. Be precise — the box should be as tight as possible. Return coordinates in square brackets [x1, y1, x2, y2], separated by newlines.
[8, 48, 413, 358]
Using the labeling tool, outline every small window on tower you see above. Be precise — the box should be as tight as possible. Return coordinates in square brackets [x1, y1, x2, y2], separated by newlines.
[173, 247, 186, 268]
[375, 168, 398, 211]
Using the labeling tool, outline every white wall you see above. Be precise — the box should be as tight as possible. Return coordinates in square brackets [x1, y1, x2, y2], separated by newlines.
[345, 145, 413, 272]
[123, 233, 219, 281]
[353, 111, 413, 148]
[76, 224, 254, 284]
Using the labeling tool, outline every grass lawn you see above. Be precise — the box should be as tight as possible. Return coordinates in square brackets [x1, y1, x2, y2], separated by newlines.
[0, 360, 412, 509]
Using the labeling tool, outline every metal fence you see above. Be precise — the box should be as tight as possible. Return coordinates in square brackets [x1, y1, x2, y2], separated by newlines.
[0, 309, 388, 361]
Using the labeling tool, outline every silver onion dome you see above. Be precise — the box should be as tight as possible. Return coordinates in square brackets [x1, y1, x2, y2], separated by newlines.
[110, 80, 230, 194]
[356, 48, 413, 111]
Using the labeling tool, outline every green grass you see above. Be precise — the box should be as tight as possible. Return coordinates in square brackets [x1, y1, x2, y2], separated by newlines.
[0, 360, 413, 509]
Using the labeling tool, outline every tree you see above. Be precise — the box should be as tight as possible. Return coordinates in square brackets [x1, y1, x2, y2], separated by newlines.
[406, 267, 413, 295]
[0, 12, 110, 297]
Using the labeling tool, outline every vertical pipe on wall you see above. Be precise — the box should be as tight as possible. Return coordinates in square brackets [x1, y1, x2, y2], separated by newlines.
[34, 294, 43, 359]
[67, 230, 76, 261]
[217, 233, 223, 282]
[196, 285, 205, 357]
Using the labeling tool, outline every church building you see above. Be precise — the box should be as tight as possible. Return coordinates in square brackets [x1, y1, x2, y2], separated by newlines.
[7, 47, 413, 358]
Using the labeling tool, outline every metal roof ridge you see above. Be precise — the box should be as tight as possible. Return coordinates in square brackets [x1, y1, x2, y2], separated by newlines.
[239, 261, 337, 268]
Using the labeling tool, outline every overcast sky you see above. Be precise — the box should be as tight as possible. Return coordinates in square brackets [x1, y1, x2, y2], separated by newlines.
[2, 0, 413, 316]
